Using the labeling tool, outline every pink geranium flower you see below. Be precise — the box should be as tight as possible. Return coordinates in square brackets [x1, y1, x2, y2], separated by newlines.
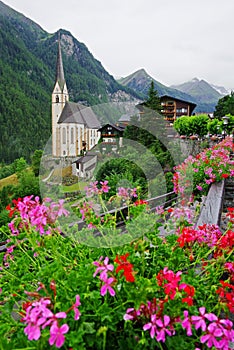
[73, 295, 81, 320]
[100, 276, 115, 297]
[93, 256, 114, 280]
[49, 322, 69, 348]
[200, 322, 223, 348]
[181, 310, 193, 336]
[191, 307, 217, 332]
[143, 314, 158, 339]
[100, 180, 110, 193]
[155, 315, 173, 342]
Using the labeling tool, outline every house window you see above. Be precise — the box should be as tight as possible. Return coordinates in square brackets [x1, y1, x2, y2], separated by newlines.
[62, 128, 66, 144]
[71, 128, 74, 144]
[56, 95, 59, 103]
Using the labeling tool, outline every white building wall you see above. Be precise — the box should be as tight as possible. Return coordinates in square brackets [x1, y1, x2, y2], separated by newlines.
[52, 81, 69, 156]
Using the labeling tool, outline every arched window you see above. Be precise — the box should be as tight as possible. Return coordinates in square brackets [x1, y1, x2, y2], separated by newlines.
[62, 128, 66, 144]
[71, 128, 74, 144]
[56, 95, 59, 103]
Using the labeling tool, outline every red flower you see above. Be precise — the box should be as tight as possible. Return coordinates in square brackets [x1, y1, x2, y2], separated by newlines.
[221, 173, 229, 178]
[216, 281, 234, 312]
[134, 199, 148, 206]
[177, 227, 197, 248]
[114, 253, 135, 282]
[156, 267, 182, 300]
[218, 230, 234, 251]
[226, 207, 234, 223]
[6, 198, 22, 217]
[179, 283, 195, 306]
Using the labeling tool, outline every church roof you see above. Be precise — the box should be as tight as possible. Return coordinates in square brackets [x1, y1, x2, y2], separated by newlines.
[55, 37, 65, 90]
[58, 101, 101, 128]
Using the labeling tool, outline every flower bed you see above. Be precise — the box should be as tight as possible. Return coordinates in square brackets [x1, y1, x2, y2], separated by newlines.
[173, 137, 234, 200]
[0, 140, 233, 350]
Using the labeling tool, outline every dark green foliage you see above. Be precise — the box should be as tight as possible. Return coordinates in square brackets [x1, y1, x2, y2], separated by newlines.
[214, 92, 234, 117]
[31, 150, 43, 176]
[12, 170, 40, 200]
[143, 81, 162, 113]
[95, 158, 147, 198]
[123, 85, 170, 171]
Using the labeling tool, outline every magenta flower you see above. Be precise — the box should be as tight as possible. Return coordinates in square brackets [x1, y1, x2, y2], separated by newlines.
[196, 185, 203, 191]
[117, 187, 129, 199]
[49, 322, 69, 348]
[100, 276, 115, 297]
[24, 323, 41, 341]
[155, 315, 173, 342]
[51, 199, 70, 217]
[93, 256, 114, 280]
[200, 322, 223, 348]
[181, 310, 193, 336]
[73, 295, 81, 320]
[143, 314, 158, 339]
[123, 308, 140, 321]
[100, 180, 110, 193]
[191, 307, 217, 332]
[85, 181, 99, 196]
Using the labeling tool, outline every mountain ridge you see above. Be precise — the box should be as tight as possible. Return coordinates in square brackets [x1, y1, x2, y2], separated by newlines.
[170, 78, 222, 111]
[119, 69, 228, 112]
[118, 68, 196, 103]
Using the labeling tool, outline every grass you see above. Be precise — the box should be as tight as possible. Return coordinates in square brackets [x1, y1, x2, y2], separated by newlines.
[0, 174, 18, 190]
[62, 181, 88, 193]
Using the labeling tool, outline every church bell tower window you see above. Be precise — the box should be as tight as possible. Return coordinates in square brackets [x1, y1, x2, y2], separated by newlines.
[56, 95, 59, 103]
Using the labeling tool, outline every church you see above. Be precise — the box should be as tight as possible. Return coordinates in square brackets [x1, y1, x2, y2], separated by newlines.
[51, 39, 101, 157]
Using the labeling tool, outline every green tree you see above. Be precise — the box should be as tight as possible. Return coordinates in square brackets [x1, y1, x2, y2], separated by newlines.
[174, 115, 209, 137]
[143, 81, 162, 113]
[214, 92, 234, 117]
[15, 157, 28, 174]
[31, 149, 43, 176]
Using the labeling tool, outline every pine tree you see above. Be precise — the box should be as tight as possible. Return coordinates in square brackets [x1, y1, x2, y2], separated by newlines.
[143, 81, 162, 112]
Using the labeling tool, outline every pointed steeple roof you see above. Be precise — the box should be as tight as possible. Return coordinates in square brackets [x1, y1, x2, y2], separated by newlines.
[56, 32, 65, 90]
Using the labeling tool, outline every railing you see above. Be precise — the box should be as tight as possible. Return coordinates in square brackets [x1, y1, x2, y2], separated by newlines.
[195, 180, 225, 228]
[70, 191, 177, 231]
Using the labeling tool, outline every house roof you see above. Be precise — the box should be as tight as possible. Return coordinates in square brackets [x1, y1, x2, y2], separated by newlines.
[73, 153, 97, 164]
[98, 123, 125, 132]
[160, 95, 197, 111]
[58, 102, 101, 128]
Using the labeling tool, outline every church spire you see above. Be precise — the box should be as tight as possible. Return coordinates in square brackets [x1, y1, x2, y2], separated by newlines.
[56, 31, 65, 90]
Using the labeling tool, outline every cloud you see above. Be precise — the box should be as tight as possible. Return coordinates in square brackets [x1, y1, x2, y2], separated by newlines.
[3, 0, 234, 89]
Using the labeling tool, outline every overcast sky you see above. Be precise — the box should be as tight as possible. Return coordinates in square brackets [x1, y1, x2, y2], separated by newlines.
[3, 0, 234, 89]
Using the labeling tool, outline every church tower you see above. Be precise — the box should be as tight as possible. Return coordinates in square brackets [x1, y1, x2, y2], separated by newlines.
[52, 34, 69, 156]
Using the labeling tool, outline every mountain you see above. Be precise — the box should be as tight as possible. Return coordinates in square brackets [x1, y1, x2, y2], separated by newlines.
[210, 83, 230, 96]
[118, 69, 196, 104]
[0, 0, 140, 163]
[170, 78, 222, 112]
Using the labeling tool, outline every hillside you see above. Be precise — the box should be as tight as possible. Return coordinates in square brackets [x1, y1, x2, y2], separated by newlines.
[118, 68, 196, 104]
[170, 78, 222, 112]
[0, 0, 141, 163]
